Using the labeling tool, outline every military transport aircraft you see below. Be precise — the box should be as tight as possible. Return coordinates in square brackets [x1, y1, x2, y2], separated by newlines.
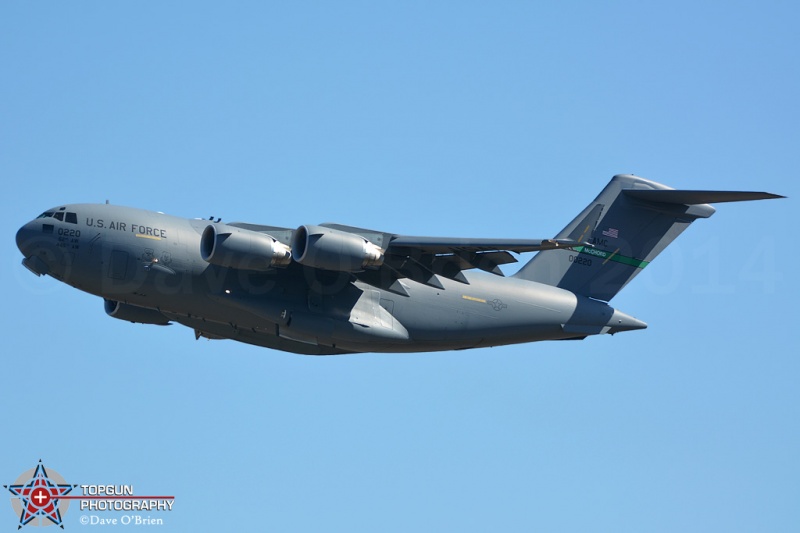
[15, 174, 782, 355]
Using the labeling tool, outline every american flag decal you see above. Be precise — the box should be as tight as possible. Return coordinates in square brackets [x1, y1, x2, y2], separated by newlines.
[602, 227, 619, 238]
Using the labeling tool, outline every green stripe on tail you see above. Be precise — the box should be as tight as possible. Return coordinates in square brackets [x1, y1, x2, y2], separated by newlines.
[573, 246, 649, 269]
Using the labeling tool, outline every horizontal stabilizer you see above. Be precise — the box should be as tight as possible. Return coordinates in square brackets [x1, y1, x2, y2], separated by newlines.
[624, 189, 784, 205]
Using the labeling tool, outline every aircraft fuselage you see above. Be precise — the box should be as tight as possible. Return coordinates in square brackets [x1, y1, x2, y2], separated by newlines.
[16, 203, 642, 355]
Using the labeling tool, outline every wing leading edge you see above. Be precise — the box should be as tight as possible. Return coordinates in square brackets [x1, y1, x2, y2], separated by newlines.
[387, 236, 585, 254]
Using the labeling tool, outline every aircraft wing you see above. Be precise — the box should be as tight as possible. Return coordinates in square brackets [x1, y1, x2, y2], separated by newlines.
[225, 222, 588, 292]
[365, 233, 588, 292]
[227, 222, 294, 245]
[229, 222, 585, 255]
[387, 236, 584, 254]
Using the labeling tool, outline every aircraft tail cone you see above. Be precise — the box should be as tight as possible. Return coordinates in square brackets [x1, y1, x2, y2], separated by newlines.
[606, 308, 647, 334]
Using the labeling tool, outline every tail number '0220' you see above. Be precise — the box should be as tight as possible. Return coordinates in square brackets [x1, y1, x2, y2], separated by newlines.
[58, 228, 81, 237]
[569, 255, 592, 267]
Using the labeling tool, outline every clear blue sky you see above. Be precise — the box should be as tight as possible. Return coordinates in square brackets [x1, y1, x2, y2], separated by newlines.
[2, 2, 797, 531]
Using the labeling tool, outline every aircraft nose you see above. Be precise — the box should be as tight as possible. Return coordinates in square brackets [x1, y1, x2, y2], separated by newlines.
[16, 220, 54, 276]
[16, 221, 36, 256]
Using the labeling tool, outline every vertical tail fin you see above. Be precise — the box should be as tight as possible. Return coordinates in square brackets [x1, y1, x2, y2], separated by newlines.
[514, 174, 782, 301]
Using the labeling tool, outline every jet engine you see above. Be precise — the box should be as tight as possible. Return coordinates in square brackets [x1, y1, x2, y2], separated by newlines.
[104, 299, 171, 325]
[201, 223, 291, 271]
[292, 225, 383, 272]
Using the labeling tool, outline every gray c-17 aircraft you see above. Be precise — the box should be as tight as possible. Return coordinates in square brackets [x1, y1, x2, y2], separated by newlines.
[15, 174, 783, 355]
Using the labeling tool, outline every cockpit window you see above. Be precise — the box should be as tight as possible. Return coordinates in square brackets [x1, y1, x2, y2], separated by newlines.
[35, 210, 76, 223]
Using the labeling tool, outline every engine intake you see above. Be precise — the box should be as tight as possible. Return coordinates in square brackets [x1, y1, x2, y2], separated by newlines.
[201, 223, 291, 271]
[104, 300, 170, 325]
[292, 225, 383, 272]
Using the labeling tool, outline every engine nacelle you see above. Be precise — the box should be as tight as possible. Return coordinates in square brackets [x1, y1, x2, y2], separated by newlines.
[292, 225, 383, 272]
[104, 299, 171, 325]
[200, 223, 291, 271]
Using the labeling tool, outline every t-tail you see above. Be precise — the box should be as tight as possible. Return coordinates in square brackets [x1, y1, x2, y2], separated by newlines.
[514, 174, 783, 301]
